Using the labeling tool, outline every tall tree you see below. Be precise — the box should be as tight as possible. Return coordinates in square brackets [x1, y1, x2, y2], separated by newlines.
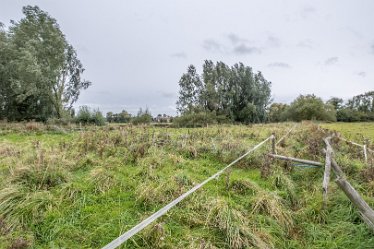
[176, 61, 272, 123]
[176, 65, 202, 114]
[327, 97, 344, 111]
[215, 61, 232, 116]
[0, 6, 90, 121]
[201, 60, 219, 111]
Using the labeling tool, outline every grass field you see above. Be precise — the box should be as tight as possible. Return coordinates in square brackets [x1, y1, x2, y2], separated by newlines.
[321, 122, 374, 142]
[0, 122, 373, 248]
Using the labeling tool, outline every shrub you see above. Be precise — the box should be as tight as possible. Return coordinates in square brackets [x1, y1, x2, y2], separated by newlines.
[284, 94, 336, 122]
[132, 108, 152, 125]
[337, 108, 374, 122]
[90, 109, 106, 126]
[46, 117, 74, 126]
[75, 106, 106, 126]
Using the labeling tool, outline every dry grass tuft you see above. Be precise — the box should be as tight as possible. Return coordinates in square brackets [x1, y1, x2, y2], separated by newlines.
[206, 199, 273, 249]
[136, 180, 184, 206]
[0, 143, 20, 157]
[90, 167, 116, 193]
[230, 179, 259, 195]
[9, 237, 30, 249]
[0, 186, 54, 229]
[11, 163, 68, 190]
[141, 223, 168, 248]
[251, 190, 293, 231]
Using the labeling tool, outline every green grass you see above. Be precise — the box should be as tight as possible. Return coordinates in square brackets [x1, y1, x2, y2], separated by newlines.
[0, 122, 373, 248]
[321, 122, 374, 142]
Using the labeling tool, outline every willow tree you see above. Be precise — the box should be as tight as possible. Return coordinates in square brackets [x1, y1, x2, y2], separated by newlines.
[0, 6, 90, 120]
[176, 61, 272, 123]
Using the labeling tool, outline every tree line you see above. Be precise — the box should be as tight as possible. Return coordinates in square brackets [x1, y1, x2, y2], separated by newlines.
[0, 6, 90, 122]
[176, 62, 373, 126]
[176, 60, 272, 124]
[1, 6, 371, 126]
[268, 91, 374, 123]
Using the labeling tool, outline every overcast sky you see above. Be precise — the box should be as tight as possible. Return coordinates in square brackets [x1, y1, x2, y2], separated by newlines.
[1, 0, 373, 115]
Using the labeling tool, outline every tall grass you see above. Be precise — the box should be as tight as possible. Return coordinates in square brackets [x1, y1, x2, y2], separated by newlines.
[0, 122, 373, 248]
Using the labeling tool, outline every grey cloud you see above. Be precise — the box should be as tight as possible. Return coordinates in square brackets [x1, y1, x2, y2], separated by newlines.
[345, 27, 363, 39]
[161, 92, 175, 98]
[170, 52, 187, 58]
[228, 33, 261, 54]
[325, 57, 339, 65]
[203, 35, 260, 55]
[267, 35, 281, 47]
[233, 44, 261, 55]
[301, 6, 316, 18]
[227, 33, 247, 44]
[202, 39, 224, 52]
[268, 62, 291, 68]
[297, 39, 314, 49]
[357, 71, 366, 77]
[371, 43, 374, 54]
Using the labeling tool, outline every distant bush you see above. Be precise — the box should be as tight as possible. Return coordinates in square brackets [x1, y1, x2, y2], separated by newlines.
[173, 111, 229, 127]
[331, 91, 374, 122]
[46, 117, 74, 126]
[132, 108, 152, 125]
[283, 94, 336, 122]
[267, 103, 289, 122]
[337, 108, 374, 122]
[106, 110, 132, 123]
[75, 106, 106, 126]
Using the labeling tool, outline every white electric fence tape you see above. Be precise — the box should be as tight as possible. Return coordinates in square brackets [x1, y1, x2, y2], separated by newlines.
[275, 124, 297, 146]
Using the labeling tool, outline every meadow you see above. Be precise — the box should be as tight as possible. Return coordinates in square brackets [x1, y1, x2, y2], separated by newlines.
[321, 122, 374, 142]
[0, 122, 373, 248]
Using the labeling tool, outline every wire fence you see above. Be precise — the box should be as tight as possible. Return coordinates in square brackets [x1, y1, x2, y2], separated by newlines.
[102, 125, 297, 249]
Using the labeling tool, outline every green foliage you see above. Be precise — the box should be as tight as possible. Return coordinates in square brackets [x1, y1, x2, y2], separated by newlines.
[106, 110, 132, 123]
[173, 111, 228, 127]
[176, 65, 202, 114]
[267, 103, 289, 122]
[132, 107, 152, 125]
[0, 5, 90, 121]
[327, 97, 344, 111]
[337, 108, 365, 122]
[75, 106, 105, 126]
[176, 61, 272, 124]
[334, 91, 374, 122]
[284, 94, 336, 122]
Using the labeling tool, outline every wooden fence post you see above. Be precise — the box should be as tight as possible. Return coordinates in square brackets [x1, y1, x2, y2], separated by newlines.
[325, 136, 374, 231]
[364, 139, 368, 164]
[271, 132, 276, 154]
[323, 137, 332, 208]
[336, 178, 374, 231]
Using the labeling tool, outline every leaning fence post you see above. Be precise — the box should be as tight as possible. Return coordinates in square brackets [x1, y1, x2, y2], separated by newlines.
[271, 132, 276, 154]
[336, 177, 374, 231]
